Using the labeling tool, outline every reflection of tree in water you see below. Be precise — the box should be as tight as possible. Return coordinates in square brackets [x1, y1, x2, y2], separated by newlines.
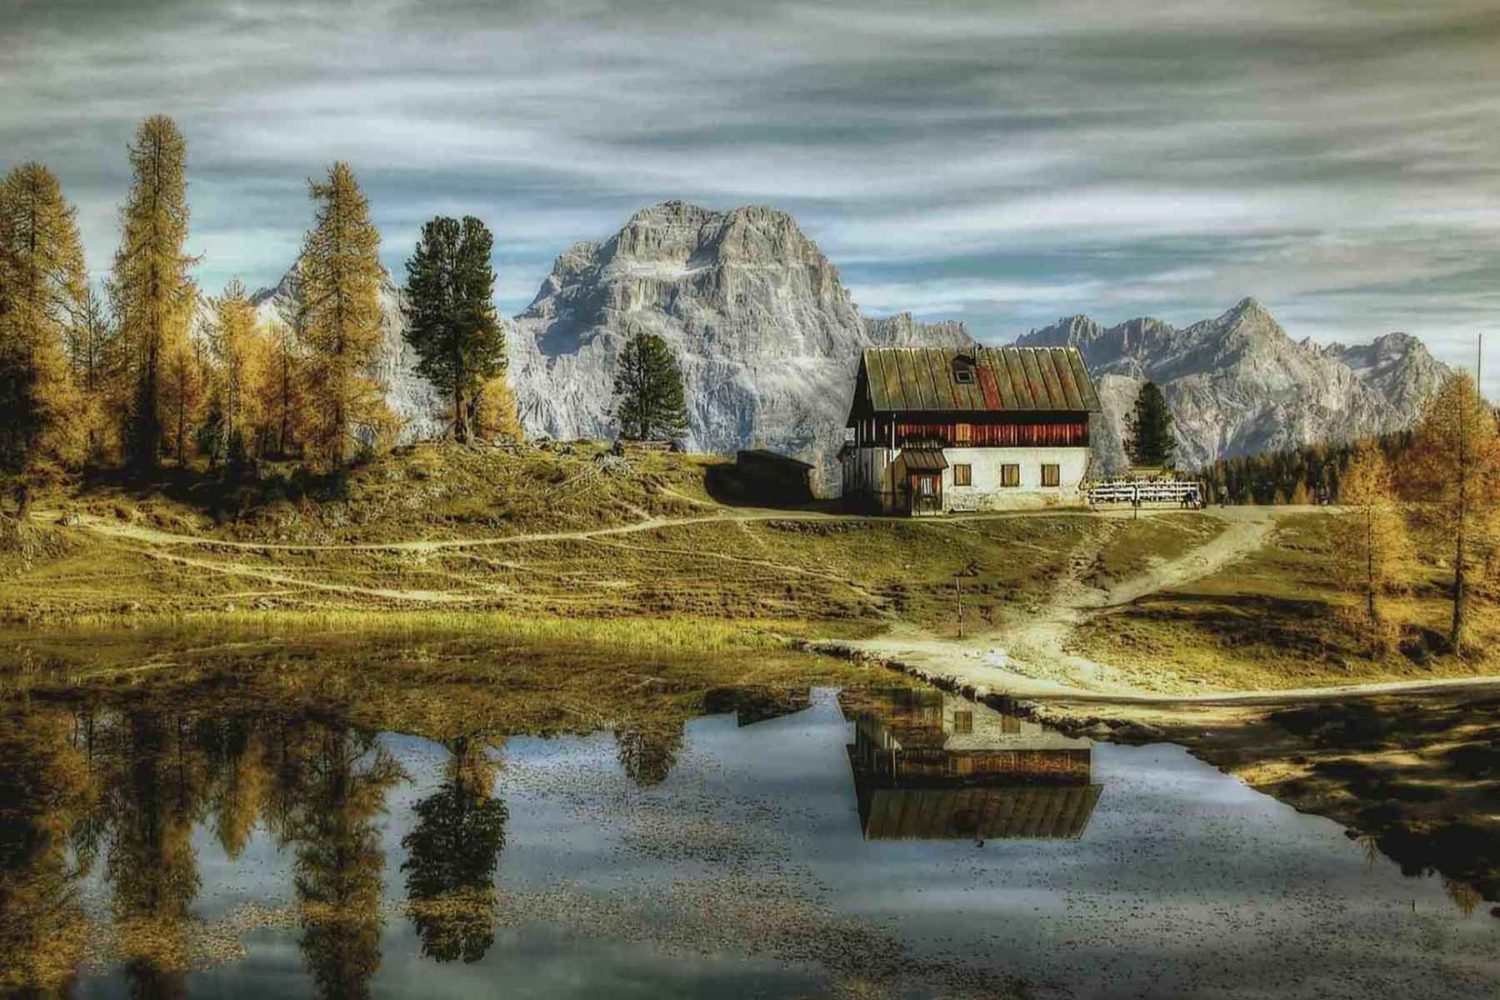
[614, 726, 684, 788]
[105, 711, 207, 997]
[402, 736, 507, 962]
[203, 713, 269, 858]
[1444, 877, 1483, 917]
[1, 701, 413, 995]
[286, 725, 406, 1000]
[0, 708, 96, 995]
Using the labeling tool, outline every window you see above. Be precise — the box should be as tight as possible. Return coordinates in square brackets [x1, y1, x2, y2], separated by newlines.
[952, 354, 977, 384]
[1000, 464, 1020, 488]
[953, 422, 972, 445]
[953, 710, 973, 734]
[1041, 463, 1060, 488]
[953, 463, 972, 487]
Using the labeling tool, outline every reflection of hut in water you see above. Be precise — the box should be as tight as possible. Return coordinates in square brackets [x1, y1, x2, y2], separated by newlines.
[702, 686, 812, 727]
[840, 688, 1102, 841]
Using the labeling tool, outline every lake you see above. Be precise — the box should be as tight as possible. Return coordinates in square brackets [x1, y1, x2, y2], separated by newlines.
[3, 667, 1498, 999]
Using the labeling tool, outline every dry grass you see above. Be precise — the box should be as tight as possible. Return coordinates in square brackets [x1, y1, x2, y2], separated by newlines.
[2, 447, 1155, 642]
[1073, 511, 1500, 689]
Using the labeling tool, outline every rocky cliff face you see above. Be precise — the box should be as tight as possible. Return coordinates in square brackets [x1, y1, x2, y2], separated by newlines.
[1017, 298, 1448, 471]
[507, 201, 972, 485]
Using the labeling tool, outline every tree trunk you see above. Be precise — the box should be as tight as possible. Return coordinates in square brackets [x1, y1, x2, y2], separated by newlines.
[1452, 529, 1466, 650]
[176, 393, 186, 466]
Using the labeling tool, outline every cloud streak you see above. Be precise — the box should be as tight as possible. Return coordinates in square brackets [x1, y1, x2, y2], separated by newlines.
[4, 0, 1500, 388]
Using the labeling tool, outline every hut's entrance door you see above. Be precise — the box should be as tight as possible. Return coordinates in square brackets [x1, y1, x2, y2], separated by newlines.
[910, 473, 942, 515]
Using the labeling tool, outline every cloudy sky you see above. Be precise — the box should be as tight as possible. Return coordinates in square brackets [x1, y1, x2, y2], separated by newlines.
[4, 0, 1499, 384]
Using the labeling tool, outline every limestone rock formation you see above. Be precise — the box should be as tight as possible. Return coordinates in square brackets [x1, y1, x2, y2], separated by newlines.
[506, 201, 973, 486]
[1017, 298, 1448, 471]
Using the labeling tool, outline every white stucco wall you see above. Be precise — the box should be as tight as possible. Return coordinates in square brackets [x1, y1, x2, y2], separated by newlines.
[941, 446, 1090, 510]
[842, 444, 1091, 512]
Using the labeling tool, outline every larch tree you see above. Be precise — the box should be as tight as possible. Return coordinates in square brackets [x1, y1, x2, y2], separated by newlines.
[110, 115, 195, 471]
[161, 336, 208, 464]
[208, 280, 267, 467]
[296, 162, 389, 468]
[403, 215, 506, 443]
[612, 332, 688, 442]
[261, 320, 307, 459]
[1125, 381, 1175, 468]
[1411, 371, 1500, 649]
[67, 286, 121, 462]
[1339, 442, 1408, 622]
[471, 375, 522, 442]
[0, 162, 89, 473]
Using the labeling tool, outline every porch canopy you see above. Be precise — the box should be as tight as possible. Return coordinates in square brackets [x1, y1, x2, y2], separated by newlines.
[901, 449, 948, 472]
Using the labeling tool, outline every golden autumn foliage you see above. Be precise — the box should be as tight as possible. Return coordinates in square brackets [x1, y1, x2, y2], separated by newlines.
[297, 162, 390, 468]
[258, 320, 312, 459]
[206, 280, 274, 465]
[1410, 372, 1500, 649]
[0, 162, 89, 472]
[1338, 442, 1409, 625]
[471, 375, 523, 442]
[0, 711, 97, 994]
[110, 115, 196, 470]
[161, 338, 209, 464]
[67, 286, 124, 462]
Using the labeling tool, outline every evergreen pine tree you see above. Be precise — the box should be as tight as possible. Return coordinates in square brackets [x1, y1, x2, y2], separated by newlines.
[111, 116, 195, 471]
[1125, 381, 1175, 468]
[0, 162, 89, 472]
[403, 216, 506, 442]
[612, 332, 688, 442]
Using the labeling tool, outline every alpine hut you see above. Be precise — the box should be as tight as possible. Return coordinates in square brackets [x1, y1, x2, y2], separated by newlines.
[841, 346, 1101, 514]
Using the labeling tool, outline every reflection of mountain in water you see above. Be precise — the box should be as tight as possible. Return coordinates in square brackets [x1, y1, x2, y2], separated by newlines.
[840, 689, 1102, 841]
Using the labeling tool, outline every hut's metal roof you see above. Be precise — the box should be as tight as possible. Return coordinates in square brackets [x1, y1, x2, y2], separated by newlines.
[858, 784, 1102, 840]
[858, 346, 1101, 414]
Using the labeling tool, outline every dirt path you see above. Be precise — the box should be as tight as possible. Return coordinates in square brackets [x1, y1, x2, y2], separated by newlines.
[1091, 506, 1279, 609]
[31, 504, 1182, 554]
[823, 507, 1336, 703]
[33, 503, 1154, 610]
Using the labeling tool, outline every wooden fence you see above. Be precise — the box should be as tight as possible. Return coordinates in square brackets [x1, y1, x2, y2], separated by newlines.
[1085, 478, 1204, 507]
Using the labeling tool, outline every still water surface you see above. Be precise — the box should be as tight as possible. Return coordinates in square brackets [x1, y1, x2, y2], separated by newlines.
[6, 685, 1499, 999]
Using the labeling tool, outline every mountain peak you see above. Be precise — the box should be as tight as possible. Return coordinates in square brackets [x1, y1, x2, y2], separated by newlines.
[508, 200, 973, 487]
[1219, 296, 1273, 325]
[1016, 298, 1447, 471]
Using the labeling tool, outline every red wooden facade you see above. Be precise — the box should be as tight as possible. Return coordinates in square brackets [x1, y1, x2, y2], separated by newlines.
[851, 416, 1089, 449]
